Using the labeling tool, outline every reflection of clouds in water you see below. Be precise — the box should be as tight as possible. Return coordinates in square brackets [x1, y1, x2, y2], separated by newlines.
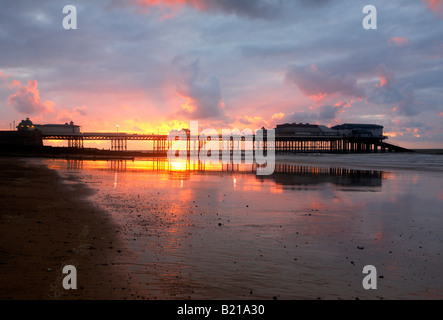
[38, 157, 443, 299]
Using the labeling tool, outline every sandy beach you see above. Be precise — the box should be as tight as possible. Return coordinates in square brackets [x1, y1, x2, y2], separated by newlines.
[1, 155, 442, 300]
[0, 157, 140, 299]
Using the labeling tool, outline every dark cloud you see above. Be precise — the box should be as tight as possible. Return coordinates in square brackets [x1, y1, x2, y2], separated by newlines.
[201, 0, 287, 19]
[395, 83, 420, 116]
[285, 65, 366, 99]
[174, 59, 226, 120]
[282, 104, 343, 123]
[370, 64, 420, 116]
[132, 0, 331, 20]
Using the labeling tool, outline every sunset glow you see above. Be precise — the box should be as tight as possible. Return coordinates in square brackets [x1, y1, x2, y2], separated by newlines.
[0, 1, 442, 149]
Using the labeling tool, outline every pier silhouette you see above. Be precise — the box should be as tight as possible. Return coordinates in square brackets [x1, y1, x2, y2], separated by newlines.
[1, 118, 412, 156]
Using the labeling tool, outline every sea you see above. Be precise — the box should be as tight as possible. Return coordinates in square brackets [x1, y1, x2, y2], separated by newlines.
[31, 152, 443, 299]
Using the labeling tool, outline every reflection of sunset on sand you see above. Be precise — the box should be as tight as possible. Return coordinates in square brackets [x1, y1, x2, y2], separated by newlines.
[4, 154, 436, 299]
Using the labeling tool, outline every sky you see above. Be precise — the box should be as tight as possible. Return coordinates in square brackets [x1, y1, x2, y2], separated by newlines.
[0, 0, 443, 149]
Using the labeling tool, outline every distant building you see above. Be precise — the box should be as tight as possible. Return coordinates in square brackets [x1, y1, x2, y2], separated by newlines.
[17, 118, 81, 135]
[275, 123, 337, 137]
[331, 123, 384, 138]
[16, 118, 35, 131]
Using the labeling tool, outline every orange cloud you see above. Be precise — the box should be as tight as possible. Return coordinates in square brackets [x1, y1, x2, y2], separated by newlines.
[334, 100, 352, 108]
[235, 115, 270, 129]
[385, 131, 404, 138]
[179, 96, 197, 113]
[132, 0, 285, 20]
[131, 0, 195, 18]
[375, 64, 395, 88]
[405, 128, 421, 138]
[439, 112, 443, 117]
[388, 37, 409, 47]
[271, 112, 285, 120]
[7, 79, 55, 114]
[423, 0, 443, 15]
[133, 0, 207, 15]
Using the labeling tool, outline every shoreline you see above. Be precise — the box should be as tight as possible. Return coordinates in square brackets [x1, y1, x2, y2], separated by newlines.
[0, 157, 142, 299]
[274, 153, 443, 173]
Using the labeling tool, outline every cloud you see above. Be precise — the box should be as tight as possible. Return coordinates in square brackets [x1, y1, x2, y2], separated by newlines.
[271, 112, 285, 121]
[174, 59, 226, 120]
[56, 105, 88, 122]
[237, 115, 269, 128]
[0, 70, 11, 81]
[7, 79, 55, 115]
[74, 105, 87, 116]
[423, 0, 443, 16]
[388, 37, 409, 47]
[132, 0, 281, 19]
[285, 65, 366, 100]
[131, 0, 330, 19]
[371, 64, 420, 116]
[282, 103, 347, 124]
[374, 64, 396, 89]
[395, 83, 419, 116]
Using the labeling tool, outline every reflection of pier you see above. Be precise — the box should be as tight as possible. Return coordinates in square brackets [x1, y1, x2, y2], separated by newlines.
[66, 159, 83, 171]
[110, 160, 127, 171]
[87, 159, 384, 187]
[262, 164, 384, 187]
[41, 132, 409, 154]
[64, 159, 128, 171]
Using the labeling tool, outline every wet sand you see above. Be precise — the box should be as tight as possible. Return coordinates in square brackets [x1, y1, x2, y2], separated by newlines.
[2, 156, 442, 300]
[0, 157, 141, 299]
[275, 153, 443, 172]
[40, 157, 443, 300]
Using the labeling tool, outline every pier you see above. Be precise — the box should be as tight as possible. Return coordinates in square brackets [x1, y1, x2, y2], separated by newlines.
[39, 132, 408, 154]
[1, 119, 413, 155]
